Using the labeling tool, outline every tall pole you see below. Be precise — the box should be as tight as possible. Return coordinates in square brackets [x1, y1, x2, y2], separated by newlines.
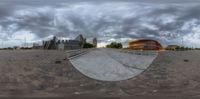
[24, 38, 26, 47]
[181, 36, 184, 47]
[1, 40, 3, 48]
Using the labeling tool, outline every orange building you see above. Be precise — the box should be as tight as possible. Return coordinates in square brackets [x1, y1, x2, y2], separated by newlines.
[128, 39, 163, 50]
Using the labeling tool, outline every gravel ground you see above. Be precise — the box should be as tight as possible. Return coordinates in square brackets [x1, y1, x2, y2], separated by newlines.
[0, 50, 200, 99]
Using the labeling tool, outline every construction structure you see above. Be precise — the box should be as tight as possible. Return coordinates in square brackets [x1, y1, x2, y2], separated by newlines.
[128, 39, 163, 50]
[43, 34, 96, 50]
[43, 36, 57, 49]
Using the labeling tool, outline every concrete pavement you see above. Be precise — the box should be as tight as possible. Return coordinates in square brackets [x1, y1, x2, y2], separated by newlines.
[70, 49, 158, 81]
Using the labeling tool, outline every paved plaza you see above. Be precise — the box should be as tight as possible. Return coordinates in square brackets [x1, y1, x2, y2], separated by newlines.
[70, 49, 158, 81]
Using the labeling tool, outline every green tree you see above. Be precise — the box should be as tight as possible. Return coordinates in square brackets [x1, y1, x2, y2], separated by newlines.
[106, 42, 123, 49]
[83, 43, 94, 48]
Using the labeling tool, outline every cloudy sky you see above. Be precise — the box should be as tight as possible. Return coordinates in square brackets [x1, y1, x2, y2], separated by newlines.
[0, 0, 200, 48]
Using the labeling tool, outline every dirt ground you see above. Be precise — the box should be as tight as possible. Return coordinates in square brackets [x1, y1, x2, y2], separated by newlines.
[0, 50, 200, 99]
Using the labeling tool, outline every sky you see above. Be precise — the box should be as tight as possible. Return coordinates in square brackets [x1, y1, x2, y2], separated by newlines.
[0, 0, 200, 48]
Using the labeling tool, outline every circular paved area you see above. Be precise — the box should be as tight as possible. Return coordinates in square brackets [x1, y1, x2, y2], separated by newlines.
[70, 49, 158, 81]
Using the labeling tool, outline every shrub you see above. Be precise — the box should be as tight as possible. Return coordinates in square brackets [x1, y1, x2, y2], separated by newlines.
[83, 43, 94, 48]
[106, 42, 123, 49]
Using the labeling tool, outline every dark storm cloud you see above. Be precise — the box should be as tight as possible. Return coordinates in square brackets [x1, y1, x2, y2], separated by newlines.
[0, 5, 15, 18]
[0, 0, 200, 47]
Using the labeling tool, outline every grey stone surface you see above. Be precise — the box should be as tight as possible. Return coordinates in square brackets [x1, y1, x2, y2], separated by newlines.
[102, 49, 158, 70]
[70, 49, 158, 81]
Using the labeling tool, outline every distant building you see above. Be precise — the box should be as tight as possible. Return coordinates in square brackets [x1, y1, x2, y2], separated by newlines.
[33, 43, 42, 49]
[63, 40, 82, 50]
[13, 46, 20, 50]
[166, 45, 180, 50]
[128, 39, 163, 50]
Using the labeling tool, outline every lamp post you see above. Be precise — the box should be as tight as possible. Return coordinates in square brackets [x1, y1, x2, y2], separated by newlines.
[1, 40, 3, 48]
[181, 36, 184, 47]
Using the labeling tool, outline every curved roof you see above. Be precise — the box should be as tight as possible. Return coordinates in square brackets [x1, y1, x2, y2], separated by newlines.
[129, 39, 157, 43]
[129, 39, 162, 47]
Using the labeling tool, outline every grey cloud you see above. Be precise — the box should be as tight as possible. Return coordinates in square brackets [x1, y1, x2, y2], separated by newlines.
[1, 0, 200, 5]
[0, 1, 200, 47]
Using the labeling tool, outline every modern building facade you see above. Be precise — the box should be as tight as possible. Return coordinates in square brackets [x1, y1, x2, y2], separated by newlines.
[128, 39, 163, 50]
